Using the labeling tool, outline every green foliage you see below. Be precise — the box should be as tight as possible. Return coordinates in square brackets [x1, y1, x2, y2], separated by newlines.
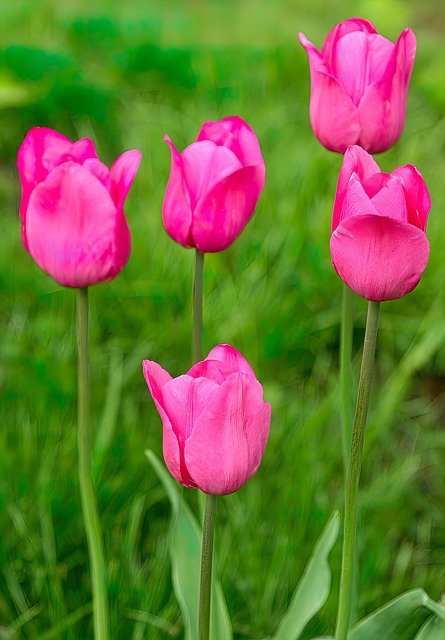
[349, 589, 445, 640]
[414, 615, 445, 640]
[146, 450, 232, 640]
[1, 0, 445, 639]
[269, 512, 340, 640]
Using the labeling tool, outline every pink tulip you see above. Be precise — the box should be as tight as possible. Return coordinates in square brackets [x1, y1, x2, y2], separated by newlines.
[143, 344, 271, 495]
[298, 19, 416, 154]
[162, 116, 266, 252]
[17, 127, 142, 287]
[330, 145, 431, 301]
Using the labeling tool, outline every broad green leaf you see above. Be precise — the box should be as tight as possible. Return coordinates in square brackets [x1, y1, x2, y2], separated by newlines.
[145, 450, 233, 640]
[414, 615, 445, 640]
[349, 589, 445, 640]
[270, 510, 340, 640]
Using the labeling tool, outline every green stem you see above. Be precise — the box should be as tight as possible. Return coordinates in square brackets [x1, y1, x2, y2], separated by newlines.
[199, 493, 217, 640]
[335, 300, 380, 640]
[77, 287, 110, 640]
[192, 250, 205, 364]
[340, 284, 354, 472]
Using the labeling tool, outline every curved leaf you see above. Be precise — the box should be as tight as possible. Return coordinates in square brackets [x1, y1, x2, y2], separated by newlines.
[349, 589, 445, 640]
[270, 511, 340, 640]
[145, 449, 233, 640]
[414, 615, 445, 640]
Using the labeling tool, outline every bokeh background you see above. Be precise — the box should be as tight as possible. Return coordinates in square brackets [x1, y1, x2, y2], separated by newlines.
[1, 0, 444, 638]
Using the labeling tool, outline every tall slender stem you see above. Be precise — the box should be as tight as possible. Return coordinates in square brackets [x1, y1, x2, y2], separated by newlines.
[340, 283, 354, 472]
[335, 300, 380, 640]
[199, 493, 217, 640]
[192, 250, 205, 364]
[77, 287, 110, 640]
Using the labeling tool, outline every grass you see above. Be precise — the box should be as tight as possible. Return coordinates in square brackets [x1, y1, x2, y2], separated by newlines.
[1, 0, 445, 638]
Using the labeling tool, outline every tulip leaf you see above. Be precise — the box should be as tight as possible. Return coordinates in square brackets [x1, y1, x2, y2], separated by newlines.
[269, 510, 340, 640]
[145, 450, 233, 640]
[349, 588, 445, 640]
[413, 615, 445, 640]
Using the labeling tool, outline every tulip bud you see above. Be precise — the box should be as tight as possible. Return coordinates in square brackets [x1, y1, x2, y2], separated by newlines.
[330, 145, 431, 301]
[143, 344, 271, 495]
[298, 18, 416, 154]
[17, 127, 141, 287]
[162, 116, 266, 252]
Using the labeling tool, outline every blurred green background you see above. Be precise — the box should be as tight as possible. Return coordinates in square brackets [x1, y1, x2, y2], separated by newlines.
[1, 0, 444, 638]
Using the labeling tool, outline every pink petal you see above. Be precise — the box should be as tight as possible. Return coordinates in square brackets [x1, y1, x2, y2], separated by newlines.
[330, 214, 430, 301]
[331, 31, 368, 105]
[181, 141, 243, 210]
[18, 128, 70, 197]
[360, 172, 392, 199]
[161, 375, 218, 440]
[358, 29, 416, 153]
[187, 360, 233, 384]
[392, 164, 431, 231]
[370, 177, 408, 223]
[332, 145, 381, 230]
[205, 344, 256, 377]
[331, 31, 394, 105]
[26, 162, 126, 287]
[385, 28, 416, 95]
[161, 375, 220, 488]
[365, 33, 396, 83]
[185, 373, 271, 494]
[298, 32, 327, 72]
[142, 359, 173, 405]
[143, 360, 184, 486]
[113, 208, 132, 279]
[83, 158, 111, 191]
[197, 116, 265, 172]
[301, 63, 361, 153]
[110, 149, 142, 208]
[191, 164, 264, 252]
[340, 177, 379, 224]
[321, 18, 377, 67]
[162, 135, 193, 248]
[187, 344, 256, 383]
[17, 128, 98, 249]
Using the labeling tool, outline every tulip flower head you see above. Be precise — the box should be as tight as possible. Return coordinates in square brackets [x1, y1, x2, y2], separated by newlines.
[17, 127, 141, 287]
[143, 344, 271, 495]
[162, 116, 266, 252]
[298, 19, 416, 154]
[330, 145, 431, 302]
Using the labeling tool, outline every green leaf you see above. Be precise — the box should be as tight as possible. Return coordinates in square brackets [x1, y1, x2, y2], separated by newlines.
[349, 589, 445, 640]
[145, 450, 233, 640]
[270, 511, 340, 640]
[414, 615, 445, 640]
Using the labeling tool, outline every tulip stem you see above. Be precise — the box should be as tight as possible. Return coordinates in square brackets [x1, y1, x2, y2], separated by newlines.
[77, 287, 110, 640]
[335, 300, 380, 640]
[340, 283, 354, 472]
[199, 492, 217, 640]
[193, 250, 205, 364]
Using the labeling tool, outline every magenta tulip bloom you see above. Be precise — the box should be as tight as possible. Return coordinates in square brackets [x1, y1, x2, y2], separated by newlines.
[143, 344, 271, 495]
[162, 116, 266, 252]
[298, 19, 416, 154]
[17, 127, 142, 287]
[330, 145, 431, 301]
